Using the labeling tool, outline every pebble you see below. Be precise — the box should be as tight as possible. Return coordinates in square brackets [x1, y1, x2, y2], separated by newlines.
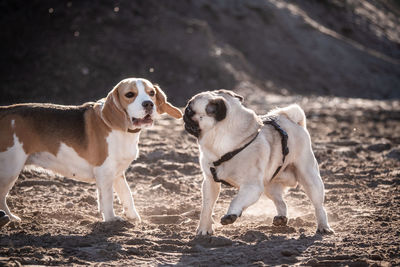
[146, 150, 164, 161]
[126, 247, 141, 255]
[80, 219, 92, 226]
[370, 254, 383, 261]
[50, 185, 58, 192]
[189, 244, 205, 252]
[65, 202, 73, 209]
[306, 259, 318, 265]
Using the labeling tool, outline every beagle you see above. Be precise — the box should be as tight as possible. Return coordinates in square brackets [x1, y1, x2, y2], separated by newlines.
[0, 78, 182, 222]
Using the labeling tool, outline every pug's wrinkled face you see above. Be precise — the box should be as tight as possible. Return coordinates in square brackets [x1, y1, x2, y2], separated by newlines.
[183, 90, 243, 138]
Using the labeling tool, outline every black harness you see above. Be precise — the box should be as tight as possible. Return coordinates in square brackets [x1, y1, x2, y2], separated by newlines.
[210, 117, 289, 187]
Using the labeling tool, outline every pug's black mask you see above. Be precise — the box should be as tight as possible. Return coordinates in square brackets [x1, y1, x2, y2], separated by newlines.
[183, 103, 201, 138]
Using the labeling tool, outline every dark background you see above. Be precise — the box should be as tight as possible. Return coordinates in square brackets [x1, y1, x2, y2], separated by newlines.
[1, 0, 399, 106]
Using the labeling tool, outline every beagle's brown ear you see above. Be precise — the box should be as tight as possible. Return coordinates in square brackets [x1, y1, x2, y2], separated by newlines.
[101, 83, 130, 131]
[154, 85, 183, 119]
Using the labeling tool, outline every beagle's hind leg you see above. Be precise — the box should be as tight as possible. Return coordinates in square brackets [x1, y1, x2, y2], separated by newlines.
[0, 136, 28, 221]
[0, 174, 22, 221]
[114, 173, 141, 222]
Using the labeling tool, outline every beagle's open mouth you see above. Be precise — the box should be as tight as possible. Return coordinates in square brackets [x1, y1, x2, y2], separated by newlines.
[132, 114, 153, 126]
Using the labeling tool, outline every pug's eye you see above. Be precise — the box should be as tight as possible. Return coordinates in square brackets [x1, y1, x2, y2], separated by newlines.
[149, 91, 155, 97]
[125, 92, 135, 98]
[185, 106, 195, 117]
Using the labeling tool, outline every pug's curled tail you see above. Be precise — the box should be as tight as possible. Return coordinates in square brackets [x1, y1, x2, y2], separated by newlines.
[277, 104, 306, 128]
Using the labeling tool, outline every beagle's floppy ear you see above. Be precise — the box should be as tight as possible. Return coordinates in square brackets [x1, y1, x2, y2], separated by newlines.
[154, 85, 183, 119]
[101, 82, 130, 131]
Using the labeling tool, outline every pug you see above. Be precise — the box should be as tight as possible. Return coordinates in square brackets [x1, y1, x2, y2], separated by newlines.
[183, 90, 333, 235]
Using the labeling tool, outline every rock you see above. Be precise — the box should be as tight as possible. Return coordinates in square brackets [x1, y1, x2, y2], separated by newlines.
[148, 215, 182, 224]
[209, 236, 234, 247]
[146, 150, 165, 161]
[80, 195, 97, 206]
[331, 140, 360, 146]
[80, 219, 92, 226]
[387, 149, 400, 160]
[343, 150, 358, 158]
[367, 143, 391, 152]
[50, 185, 58, 192]
[306, 258, 319, 265]
[370, 254, 383, 261]
[188, 244, 205, 252]
[273, 216, 288, 226]
[281, 249, 299, 257]
[337, 148, 358, 158]
[126, 247, 142, 255]
[191, 235, 234, 248]
[65, 202, 73, 209]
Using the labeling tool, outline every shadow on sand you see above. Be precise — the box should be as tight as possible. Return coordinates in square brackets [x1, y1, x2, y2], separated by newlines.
[175, 226, 323, 266]
[1, 220, 134, 265]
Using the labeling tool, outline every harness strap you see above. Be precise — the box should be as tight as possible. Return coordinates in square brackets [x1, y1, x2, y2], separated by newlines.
[210, 116, 289, 186]
[262, 117, 289, 179]
[210, 167, 232, 186]
[213, 132, 260, 167]
[210, 131, 259, 186]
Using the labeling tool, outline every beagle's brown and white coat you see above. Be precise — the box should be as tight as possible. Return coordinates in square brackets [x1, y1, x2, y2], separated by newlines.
[0, 78, 182, 222]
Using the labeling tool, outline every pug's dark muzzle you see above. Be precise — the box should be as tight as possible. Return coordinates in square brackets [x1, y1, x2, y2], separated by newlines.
[183, 105, 201, 138]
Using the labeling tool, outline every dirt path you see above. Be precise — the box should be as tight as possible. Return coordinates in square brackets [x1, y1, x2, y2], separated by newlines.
[1, 88, 399, 266]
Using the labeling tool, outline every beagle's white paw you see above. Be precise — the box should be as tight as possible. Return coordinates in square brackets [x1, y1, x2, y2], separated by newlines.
[196, 224, 214, 235]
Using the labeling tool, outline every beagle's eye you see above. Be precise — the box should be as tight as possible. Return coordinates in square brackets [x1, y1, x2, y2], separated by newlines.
[125, 92, 135, 98]
[149, 91, 155, 97]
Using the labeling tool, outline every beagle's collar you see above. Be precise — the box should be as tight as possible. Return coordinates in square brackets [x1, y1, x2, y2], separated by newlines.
[128, 128, 141, 133]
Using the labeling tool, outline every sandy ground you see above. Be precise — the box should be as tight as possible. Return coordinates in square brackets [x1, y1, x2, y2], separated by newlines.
[0, 87, 399, 266]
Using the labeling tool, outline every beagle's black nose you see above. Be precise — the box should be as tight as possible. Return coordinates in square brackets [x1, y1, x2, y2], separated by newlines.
[142, 101, 154, 112]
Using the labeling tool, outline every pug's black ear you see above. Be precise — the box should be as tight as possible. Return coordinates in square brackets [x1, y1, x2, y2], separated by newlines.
[206, 98, 227, 121]
[216, 89, 244, 102]
[233, 93, 244, 102]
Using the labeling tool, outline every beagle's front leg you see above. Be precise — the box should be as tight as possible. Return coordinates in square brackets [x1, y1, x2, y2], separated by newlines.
[114, 173, 141, 222]
[197, 177, 221, 235]
[94, 170, 121, 222]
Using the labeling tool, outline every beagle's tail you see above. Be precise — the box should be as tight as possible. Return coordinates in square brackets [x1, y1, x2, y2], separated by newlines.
[277, 104, 306, 128]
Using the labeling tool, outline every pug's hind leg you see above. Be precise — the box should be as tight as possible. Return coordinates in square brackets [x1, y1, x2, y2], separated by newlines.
[265, 182, 288, 226]
[295, 159, 334, 234]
